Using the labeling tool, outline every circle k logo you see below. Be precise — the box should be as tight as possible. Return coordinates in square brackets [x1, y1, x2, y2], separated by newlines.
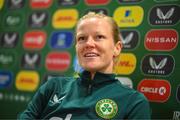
[45, 52, 71, 71]
[137, 79, 171, 102]
[145, 29, 178, 51]
[113, 53, 136, 75]
[52, 9, 78, 29]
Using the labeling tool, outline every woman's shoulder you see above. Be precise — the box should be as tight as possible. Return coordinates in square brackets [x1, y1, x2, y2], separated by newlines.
[115, 80, 147, 100]
[40, 76, 77, 91]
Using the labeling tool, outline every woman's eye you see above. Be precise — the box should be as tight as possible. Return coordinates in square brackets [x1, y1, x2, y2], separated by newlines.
[78, 37, 85, 41]
[96, 35, 105, 40]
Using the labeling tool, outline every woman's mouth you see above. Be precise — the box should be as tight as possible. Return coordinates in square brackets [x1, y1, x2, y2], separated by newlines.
[84, 53, 99, 58]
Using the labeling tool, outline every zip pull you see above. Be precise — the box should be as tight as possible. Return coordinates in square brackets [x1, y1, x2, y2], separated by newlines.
[87, 84, 92, 94]
[87, 83, 92, 95]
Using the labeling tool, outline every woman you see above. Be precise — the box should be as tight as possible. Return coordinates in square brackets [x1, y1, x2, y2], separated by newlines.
[18, 12, 151, 119]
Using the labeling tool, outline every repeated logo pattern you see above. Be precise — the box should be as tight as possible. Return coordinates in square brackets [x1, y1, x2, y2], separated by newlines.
[145, 29, 178, 51]
[149, 5, 179, 25]
[0, 1, 179, 119]
[141, 54, 174, 76]
[113, 6, 144, 27]
[137, 79, 171, 102]
[0, 32, 19, 48]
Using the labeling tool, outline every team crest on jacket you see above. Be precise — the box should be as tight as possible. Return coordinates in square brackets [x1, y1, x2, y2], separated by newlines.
[95, 99, 118, 119]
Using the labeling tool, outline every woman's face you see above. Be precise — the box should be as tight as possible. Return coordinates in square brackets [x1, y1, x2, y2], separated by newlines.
[75, 17, 121, 73]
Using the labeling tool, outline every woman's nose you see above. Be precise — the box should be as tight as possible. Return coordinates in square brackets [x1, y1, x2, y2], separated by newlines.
[86, 36, 95, 46]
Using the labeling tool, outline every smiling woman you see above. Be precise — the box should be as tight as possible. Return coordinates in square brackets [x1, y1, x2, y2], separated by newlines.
[75, 12, 122, 78]
[18, 12, 151, 119]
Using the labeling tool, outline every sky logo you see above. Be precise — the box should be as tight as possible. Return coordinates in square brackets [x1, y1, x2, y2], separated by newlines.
[50, 31, 73, 49]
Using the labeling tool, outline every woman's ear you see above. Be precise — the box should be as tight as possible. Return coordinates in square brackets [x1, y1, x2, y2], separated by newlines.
[113, 41, 122, 57]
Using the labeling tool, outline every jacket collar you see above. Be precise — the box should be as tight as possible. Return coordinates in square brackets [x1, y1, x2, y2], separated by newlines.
[79, 70, 117, 86]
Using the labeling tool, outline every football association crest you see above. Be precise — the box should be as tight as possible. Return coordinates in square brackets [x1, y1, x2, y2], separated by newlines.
[95, 99, 118, 119]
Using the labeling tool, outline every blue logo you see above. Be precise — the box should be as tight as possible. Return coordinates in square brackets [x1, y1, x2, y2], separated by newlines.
[50, 31, 73, 49]
[0, 71, 12, 88]
[125, 10, 131, 17]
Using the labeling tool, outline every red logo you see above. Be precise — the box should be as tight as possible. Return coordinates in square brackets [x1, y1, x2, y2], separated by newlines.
[23, 31, 46, 49]
[85, 0, 109, 5]
[137, 79, 171, 102]
[45, 52, 71, 71]
[30, 0, 52, 8]
[145, 29, 178, 51]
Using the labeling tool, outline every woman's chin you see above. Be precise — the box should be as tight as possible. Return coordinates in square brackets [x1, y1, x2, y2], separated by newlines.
[82, 65, 99, 72]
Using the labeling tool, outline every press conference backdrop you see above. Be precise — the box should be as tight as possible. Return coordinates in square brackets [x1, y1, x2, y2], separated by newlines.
[0, 0, 179, 119]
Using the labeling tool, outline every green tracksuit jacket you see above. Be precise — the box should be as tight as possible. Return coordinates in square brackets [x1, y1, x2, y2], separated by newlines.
[18, 71, 151, 119]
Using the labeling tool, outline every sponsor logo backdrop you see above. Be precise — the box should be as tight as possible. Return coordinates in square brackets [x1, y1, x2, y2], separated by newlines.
[0, 0, 179, 119]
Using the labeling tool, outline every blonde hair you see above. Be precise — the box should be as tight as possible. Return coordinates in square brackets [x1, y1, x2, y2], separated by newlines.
[75, 12, 121, 43]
